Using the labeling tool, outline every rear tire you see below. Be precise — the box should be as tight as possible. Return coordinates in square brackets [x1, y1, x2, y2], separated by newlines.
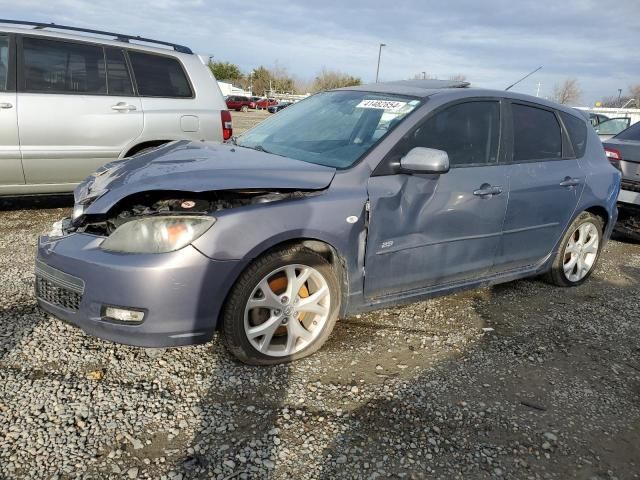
[545, 211, 603, 287]
[221, 247, 341, 365]
[241, 105, 248, 112]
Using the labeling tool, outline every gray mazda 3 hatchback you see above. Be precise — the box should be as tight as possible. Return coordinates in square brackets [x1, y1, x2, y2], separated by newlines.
[36, 80, 621, 364]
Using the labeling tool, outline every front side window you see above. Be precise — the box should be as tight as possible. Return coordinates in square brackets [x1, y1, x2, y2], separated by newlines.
[237, 90, 421, 168]
[410, 101, 500, 166]
[560, 111, 587, 158]
[512, 104, 562, 161]
[23, 37, 106, 94]
[0, 35, 8, 91]
[105, 48, 133, 96]
[128, 51, 192, 98]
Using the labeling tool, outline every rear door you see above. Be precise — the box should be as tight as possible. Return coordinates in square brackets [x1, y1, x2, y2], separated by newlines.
[494, 103, 585, 272]
[0, 33, 24, 187]
[17, 36, 143, 185]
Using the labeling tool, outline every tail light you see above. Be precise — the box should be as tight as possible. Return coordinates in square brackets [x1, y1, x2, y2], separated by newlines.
[604, 147, 622, 171]
[221, 110, 233, 141]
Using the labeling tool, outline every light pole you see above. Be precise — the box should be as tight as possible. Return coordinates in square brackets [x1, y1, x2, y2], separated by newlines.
[617, 88, 623, 107]
[375, 43, 386, 83]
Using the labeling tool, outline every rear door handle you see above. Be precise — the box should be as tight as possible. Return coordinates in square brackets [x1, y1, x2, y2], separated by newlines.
[111, 102, 136, 112]
[473, 184, 503, 197]
[559, 177, 581, 187]
[0, 102, 13, 109]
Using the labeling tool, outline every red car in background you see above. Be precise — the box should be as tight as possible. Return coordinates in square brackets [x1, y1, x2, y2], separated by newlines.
[225, 96, 256, 112]
[255, 98, 278, 109]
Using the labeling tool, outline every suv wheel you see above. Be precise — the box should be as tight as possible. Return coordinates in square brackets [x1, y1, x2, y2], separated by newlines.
[221, 247, 340, 365]
[545, 211, 603, 287]
[241, 105, 249, 112]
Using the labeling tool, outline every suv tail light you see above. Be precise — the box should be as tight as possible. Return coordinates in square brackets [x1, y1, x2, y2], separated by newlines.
[604, 147, 622, 171]
[221, 110, 233, 141]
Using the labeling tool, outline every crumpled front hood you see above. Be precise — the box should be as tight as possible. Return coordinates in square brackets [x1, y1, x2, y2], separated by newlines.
[78, 141, 336, 214]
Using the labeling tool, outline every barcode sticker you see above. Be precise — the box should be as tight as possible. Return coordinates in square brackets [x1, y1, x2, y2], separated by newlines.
[356, 99, 407, 111]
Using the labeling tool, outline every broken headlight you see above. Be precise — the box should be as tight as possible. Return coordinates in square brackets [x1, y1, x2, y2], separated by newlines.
[100, 216, 215, 254]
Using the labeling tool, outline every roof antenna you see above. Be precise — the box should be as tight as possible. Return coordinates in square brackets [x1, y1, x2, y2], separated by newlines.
[505, 66, 543, 91]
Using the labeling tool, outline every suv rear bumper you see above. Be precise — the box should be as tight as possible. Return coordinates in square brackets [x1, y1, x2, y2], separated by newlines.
[36, 232, 240, 347]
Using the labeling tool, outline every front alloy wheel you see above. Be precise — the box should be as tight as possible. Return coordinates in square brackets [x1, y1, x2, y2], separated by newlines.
[244, 264, 330, 357]
[222, 247, 340, 365]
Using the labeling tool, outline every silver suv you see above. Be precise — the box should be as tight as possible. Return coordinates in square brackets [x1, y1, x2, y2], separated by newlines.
[0, 19, 230, 195]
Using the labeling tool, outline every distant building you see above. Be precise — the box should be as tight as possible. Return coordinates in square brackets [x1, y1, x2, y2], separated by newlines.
[217, 81, 252, 98]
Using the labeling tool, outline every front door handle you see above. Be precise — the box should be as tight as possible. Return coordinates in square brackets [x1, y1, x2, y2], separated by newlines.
[473, 184, 503, 197]
[0, 102, 13, 109]
[559, 177, 581, 187]
[111, 102, 137, 112]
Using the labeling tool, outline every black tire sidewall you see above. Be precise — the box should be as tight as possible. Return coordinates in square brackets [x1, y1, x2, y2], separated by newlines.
[221, 248, 341, 365]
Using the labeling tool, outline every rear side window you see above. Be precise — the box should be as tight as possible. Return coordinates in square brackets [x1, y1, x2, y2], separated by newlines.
[0, 35, 8, 91]
[23, 37, 106, 94]
[615, 121, 640, 141]
[411, 101, 500, 166]
[560, 111, 587, 158]
[512, 104, 562, 161]
[105, 48, 133, 95]
[128, 51, 192, 98]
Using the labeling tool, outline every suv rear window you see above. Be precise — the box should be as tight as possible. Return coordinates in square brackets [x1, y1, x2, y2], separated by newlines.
[128, 51, 192, 98]
[105, 48, 133, 96]
[0, 35, 8, 91]
[512, 104, 562, 161]
[559, 111, 587, 158]
[23, 37, 106, 94]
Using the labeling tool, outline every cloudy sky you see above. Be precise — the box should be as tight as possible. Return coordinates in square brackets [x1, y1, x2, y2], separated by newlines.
[2, 0, 639, 104]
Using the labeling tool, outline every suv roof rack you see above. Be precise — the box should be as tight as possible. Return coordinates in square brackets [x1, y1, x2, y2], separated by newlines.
[0, 19, 193, 54]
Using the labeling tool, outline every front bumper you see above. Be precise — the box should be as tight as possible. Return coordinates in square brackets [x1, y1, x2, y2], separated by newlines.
[36, 233, 241, 347]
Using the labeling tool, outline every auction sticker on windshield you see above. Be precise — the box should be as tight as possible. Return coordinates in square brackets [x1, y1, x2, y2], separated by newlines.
[356, 99, 407, 111]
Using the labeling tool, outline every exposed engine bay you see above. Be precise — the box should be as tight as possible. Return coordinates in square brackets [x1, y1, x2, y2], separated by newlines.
[69, 190, 312, 236]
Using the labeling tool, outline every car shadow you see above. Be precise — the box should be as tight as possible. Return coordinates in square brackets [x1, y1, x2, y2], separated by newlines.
[0, 194, 74, 211]
[315, 272, 640, 479]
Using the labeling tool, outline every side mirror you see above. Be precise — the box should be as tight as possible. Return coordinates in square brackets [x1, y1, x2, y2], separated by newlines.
[400, 147, 450, 174]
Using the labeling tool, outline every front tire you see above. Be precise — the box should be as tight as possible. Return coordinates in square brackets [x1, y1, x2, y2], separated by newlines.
[221, 247, 341, 365]
[241, 105, 248, 112]
[545, 211, 603, 287]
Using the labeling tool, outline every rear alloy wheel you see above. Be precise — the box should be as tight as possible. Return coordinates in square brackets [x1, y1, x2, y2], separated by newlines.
[241, 105, 248, 112]
[546, 211, 603, 287]
[221, 247, 340, 365]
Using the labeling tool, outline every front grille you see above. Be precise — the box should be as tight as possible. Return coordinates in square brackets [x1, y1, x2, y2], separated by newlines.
[35, 260, 85, 312]
[36, 276, 82, 311]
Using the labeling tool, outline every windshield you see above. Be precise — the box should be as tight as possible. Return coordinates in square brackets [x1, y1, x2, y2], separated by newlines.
[236, 90, 421, 168]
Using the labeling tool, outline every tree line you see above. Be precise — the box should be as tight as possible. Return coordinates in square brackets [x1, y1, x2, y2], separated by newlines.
[208, 60, 361, 95]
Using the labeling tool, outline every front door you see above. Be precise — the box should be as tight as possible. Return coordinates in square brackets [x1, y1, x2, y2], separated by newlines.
[0, 34, 23, 187]
[17, 36, 143, 185]
[495, 103, 584, 271]
[364, 100, 508, 298]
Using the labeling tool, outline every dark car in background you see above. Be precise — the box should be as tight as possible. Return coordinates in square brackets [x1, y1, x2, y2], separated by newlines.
[225, 95, 255, 112]
[267, 101, 292, 113]
[604, 122, 640, 239]
[36, 80, 620, 365]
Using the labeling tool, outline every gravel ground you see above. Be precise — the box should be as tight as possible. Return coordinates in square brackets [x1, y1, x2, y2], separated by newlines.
[1, 112, 639, 479]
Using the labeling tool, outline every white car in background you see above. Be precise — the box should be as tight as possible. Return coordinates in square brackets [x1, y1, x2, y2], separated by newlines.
[0, 19, 230, 196]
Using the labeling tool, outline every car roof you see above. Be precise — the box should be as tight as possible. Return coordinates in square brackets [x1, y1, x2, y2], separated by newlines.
[339, 79, 585, 119]
[0, 23, 193, 58]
